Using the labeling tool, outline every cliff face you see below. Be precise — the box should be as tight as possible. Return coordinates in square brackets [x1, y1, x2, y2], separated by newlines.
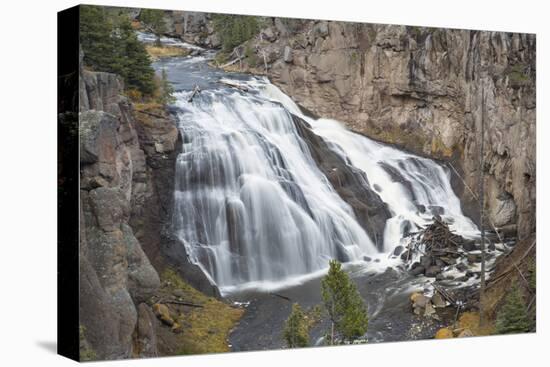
[213, 20, 536, 241]
[79, 69, 180, 359]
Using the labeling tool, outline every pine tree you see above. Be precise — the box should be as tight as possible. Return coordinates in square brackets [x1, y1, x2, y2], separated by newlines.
[495, 281, 532, 334]
[80, 5, 116, 71]
[139, 8, 166, 46]
[116, 18, 155, 95]
[321, 260, 368, 344]
[79, 5, 156, 97]
[283, 303, 309, 348]
[158, 68, 175, 105]
[212, 15, 260, 52]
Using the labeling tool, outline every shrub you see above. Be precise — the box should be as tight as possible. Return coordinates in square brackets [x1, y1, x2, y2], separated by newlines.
[283, 303, 310, 348]
[321, 260, 368, 344]
[495, 281, 533, 334]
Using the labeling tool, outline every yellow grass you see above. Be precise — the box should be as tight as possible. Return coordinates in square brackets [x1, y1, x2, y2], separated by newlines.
[161, 269, 244, 355]
[145, 45, 190, 61]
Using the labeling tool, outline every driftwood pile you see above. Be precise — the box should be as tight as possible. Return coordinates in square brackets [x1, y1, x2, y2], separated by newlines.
[401, 216, 481, 280]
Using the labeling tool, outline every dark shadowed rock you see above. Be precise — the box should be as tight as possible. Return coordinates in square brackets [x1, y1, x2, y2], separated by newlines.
[291, 114, 391, 249]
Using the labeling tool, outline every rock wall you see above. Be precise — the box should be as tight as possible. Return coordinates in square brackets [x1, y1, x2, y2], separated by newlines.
[224, 20, 535, 240]
[78, 68, 182, 359]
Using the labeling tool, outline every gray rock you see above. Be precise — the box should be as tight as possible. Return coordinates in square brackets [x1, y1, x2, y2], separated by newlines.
[283, 46, 293, 63]
[136, 303, 158, 358]
[410, 264, 425, 276]
[425, 265, 442, 277]
[432, 292, 447, 308]
[393, 245, 405, 256]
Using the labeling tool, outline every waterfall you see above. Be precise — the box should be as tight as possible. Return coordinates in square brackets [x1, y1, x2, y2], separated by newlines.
[170, 70, 478, 291]
[172, 87, 377, 289]
[256, 81, 479, 249]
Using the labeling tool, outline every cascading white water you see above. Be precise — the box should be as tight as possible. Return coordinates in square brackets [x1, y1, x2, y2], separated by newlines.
[164, 50, 479, 291]
[255, 80, 479, 251]
[172, 88, 377, 289]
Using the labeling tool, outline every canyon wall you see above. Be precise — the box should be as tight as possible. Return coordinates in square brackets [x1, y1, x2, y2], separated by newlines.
[194, 18, 536, 240]
[78, 64, 182, 359]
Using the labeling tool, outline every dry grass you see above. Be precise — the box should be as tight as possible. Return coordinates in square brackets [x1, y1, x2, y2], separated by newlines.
[456, 311, 495, 336]
[160, 269, 244, 355]
[145, 45, 190, 61]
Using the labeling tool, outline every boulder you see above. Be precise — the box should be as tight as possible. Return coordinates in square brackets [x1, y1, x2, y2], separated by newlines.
[410, 264, 425, 276]
[393, 245, 405, 257]
[431, 292, 447, 308]
[171, 322, 183, 334]
[152, 303, 174, 326]
[136, 303, 158, 357]
[424, 302, 436, 317]
[458, 329, 474, 338]
[425, 265, 442, 277]
[435, 328, 453, 339]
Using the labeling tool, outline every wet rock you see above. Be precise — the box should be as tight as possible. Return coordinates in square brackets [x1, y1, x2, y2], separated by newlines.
[467, 253, 482, 264]
[410, 263, 425, 276]
[291, 114, 390, 249]
[393, 245, 405, 256]
[363, 256, 372, 262]
[425, 265, 442, 277]
[431, 293, 447, 308]
[462, 240, 477, 252]
[456, 263, 468, 272]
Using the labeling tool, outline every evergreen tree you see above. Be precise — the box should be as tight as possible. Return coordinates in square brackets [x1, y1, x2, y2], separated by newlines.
[139, 9, 166, 46]
[212, 15, 260, 52]
[283, 303, 309, 348]
[321, 260, 368, 344]
[158, 68, 175, 105]
[495, 281, 532, 334]
[116, 18, 155, 95]
[80, 5, 117, 72]
[79, 5, 156, 97]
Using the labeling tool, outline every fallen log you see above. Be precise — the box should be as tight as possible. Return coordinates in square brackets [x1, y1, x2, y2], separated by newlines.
[160, 299, 204, 308]
[188, 85, 201, 102]
[137, 109, 166, 119]
[219, 80, 249, 92]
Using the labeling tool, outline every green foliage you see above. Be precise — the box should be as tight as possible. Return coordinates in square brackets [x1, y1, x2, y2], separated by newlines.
[212, 14, 260, 51]
[139, 8, 166, 45]
[79, 325, 97, 361]
[529, 260, 536, 291]
[80, 5, 155, 96]
[245, 46, 258, 67]
[321, 260, 368, 344]
[158, 69, 176, 105]
[495, 281, 533, 334]
[506, 64, 530, 87]
[283, 303, 310, 348]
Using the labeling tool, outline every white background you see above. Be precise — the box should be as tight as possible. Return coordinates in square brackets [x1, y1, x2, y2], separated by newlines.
[0, 0, 546, 365]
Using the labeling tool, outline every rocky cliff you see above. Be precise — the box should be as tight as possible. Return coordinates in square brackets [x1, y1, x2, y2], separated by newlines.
[78, 67, 181, 359]
[206, 19, 536, 241]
